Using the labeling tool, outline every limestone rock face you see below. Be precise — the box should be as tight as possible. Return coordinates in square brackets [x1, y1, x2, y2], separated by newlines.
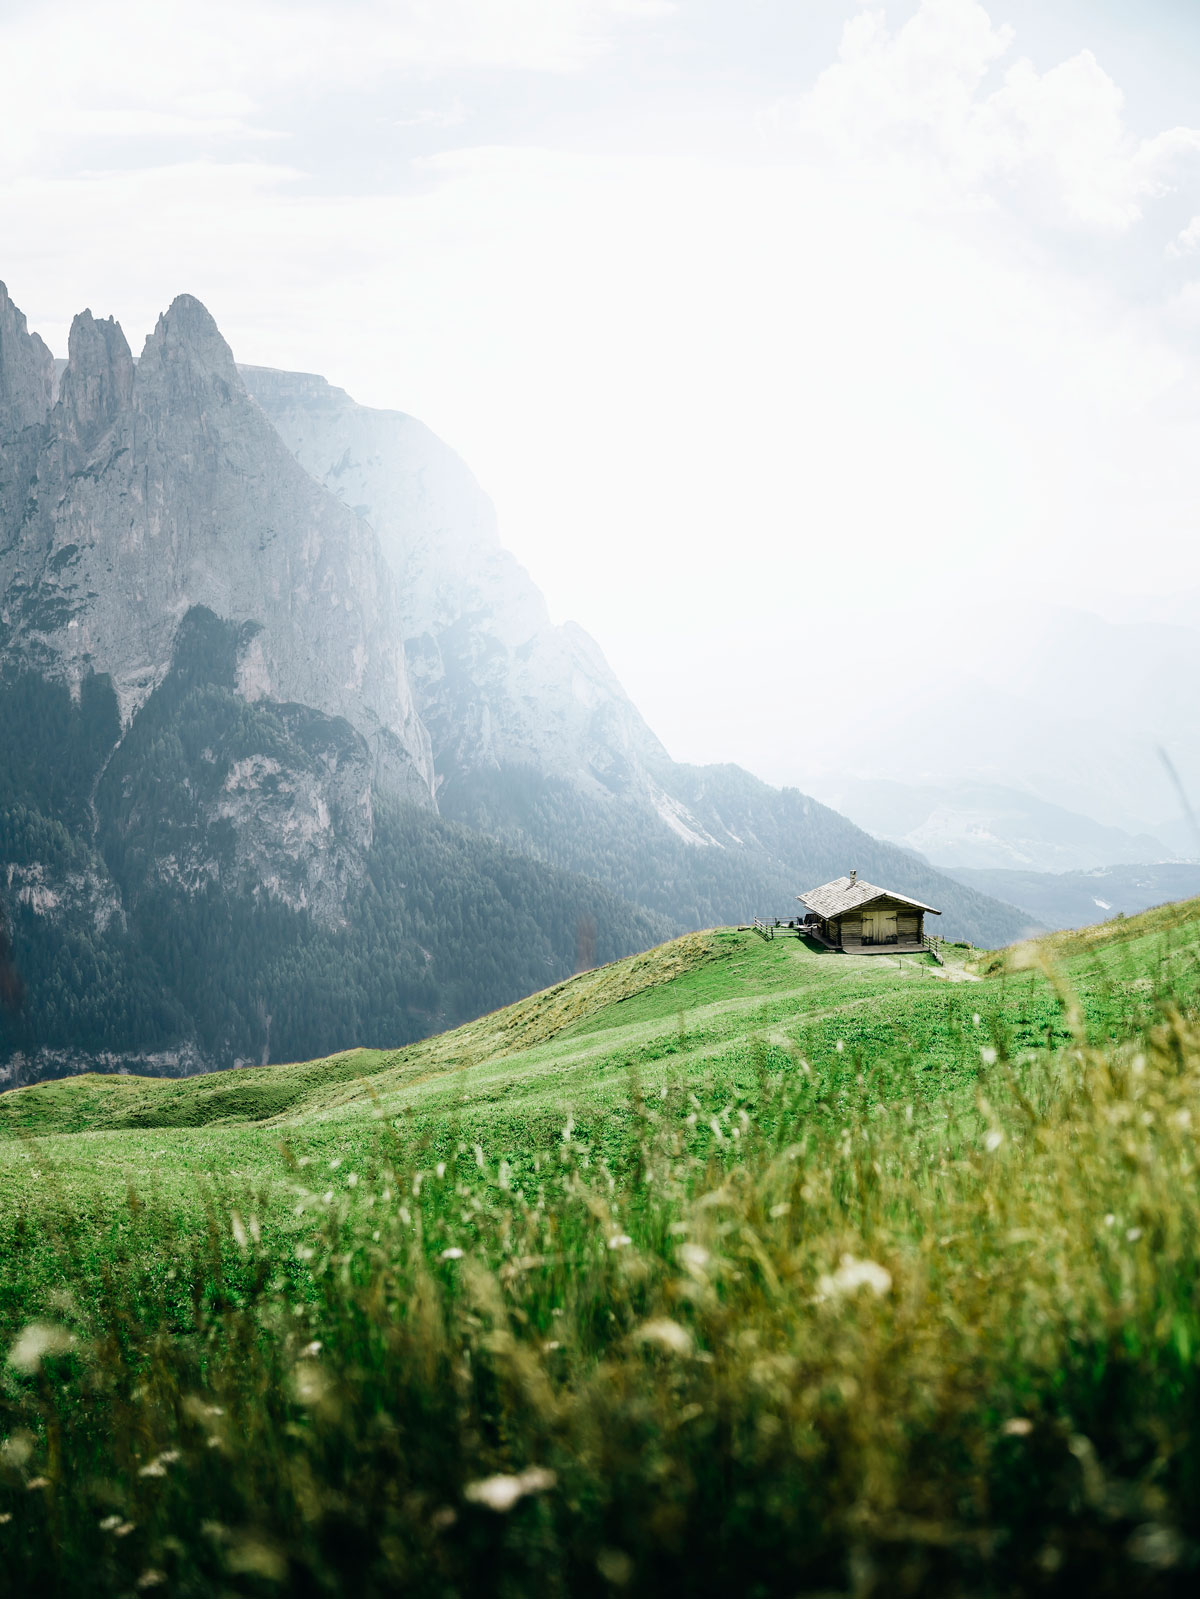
[58, 310, 134, 450]
[0, 281, 55, 542]
[0, 296, 434, 806]
[0, 280, 54, 438]
[241, 365, 671, 799]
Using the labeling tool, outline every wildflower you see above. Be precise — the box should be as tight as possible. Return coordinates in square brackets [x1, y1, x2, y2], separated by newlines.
[292, 1364, 329, 1406]
[984, 1129, 1004, 1152]
[597, 1548, 634, 1585]
[136, 1571, 166, 1590]
[441, 1247, 464, 1260]
[8, 1322, 74, 1376]
[680, 1243, 711, 1274]
[225, 1533, 288, 1580]
[608, 1234, 633, 1250]
[1127, 1227, 1143, 1242]
[300, 1341, 323, 1358]
[980, 1046, 998, 1066]
[816, 1254, 892, 1301]
[1128, 1524, 1183, 1569]
[26, 1477, 50, 1491]
[464, 1466, 556, 1512]
[634, 1319, 694, 1356]
[0, 1434, 34, 1469]
[1003, 1418, 1034, 1437]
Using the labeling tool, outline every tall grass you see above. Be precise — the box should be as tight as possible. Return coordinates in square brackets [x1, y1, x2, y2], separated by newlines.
[4, 1007, 1200, 1593]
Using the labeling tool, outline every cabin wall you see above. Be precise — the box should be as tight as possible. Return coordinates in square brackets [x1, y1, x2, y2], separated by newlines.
[841, 917, 862, 949]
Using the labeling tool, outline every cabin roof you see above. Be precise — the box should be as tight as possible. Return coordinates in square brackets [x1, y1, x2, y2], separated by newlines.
[796, 876, 941, 918]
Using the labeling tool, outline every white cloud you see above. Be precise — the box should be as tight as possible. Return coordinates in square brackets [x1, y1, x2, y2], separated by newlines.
[0, 0, 671, 175]
[799, 0, 1200, 231]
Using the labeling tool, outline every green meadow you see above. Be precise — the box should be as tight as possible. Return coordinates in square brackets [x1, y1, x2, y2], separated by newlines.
[4, 903, 1200, 1595]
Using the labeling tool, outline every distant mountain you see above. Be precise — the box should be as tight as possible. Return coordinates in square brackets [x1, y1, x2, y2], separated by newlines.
[0, 283, 1029, 1085]
[943, 863, 1200, 934]
[797, 607, 1200, 853]
[820, 778, 1174, 873]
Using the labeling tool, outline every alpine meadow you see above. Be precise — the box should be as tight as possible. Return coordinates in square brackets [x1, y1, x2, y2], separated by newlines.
[6, 0, 1200, 1595]
[5, 907, 1200, 1594]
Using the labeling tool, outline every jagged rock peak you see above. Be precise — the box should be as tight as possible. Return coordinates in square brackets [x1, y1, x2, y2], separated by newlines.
[138, 293, 238, 390]
[0, 280, 54, 437]
[59, 309, 134, 449]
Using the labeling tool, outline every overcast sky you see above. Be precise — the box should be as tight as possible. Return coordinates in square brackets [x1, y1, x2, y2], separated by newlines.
[3, 0, 1200, 791]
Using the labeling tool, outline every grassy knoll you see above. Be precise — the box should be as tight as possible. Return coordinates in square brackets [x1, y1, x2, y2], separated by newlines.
[2, 903, 1200, 1594]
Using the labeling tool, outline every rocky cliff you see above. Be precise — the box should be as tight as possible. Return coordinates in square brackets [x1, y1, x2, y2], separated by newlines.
[0, 294, 433, 804]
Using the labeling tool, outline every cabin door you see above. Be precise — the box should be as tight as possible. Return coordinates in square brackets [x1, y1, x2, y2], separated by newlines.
[863, 909, 898, 945]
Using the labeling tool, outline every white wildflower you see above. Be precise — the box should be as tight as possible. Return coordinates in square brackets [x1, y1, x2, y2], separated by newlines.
[984, 1129, 1004, 1152]
[634, 1319, 694, 1356]
[8, 1322, 74, 1375]
[464, 1467, 556, 1512]
[441, 1247, 464, 1261]
[608, 1234, 633, 1250]
[680, 1243, 711, 1275]
[816, 1254, 892, 1301]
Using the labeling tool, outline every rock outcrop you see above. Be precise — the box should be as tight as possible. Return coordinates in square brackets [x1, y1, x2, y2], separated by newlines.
[1, 296, 434, 805]
[0, 280, 54, 439]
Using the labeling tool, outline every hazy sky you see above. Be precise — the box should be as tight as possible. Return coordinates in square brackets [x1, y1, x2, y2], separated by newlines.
[3, 0, 1200, 789]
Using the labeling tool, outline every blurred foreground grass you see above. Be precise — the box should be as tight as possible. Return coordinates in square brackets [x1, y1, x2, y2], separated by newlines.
[3, 911, 1200, 1594]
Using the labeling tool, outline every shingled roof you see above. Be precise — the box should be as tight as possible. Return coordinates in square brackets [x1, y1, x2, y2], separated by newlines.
[797, 875, 941, 919]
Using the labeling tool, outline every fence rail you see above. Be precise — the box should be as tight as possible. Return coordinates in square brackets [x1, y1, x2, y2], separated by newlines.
[752, 917, 775, 941]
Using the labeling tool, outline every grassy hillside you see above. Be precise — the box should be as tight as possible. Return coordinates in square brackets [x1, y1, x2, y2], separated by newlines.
[4, 903, 1200, 1594]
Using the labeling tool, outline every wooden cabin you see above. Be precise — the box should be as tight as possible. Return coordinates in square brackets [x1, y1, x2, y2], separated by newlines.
[797, 871, 940, 953]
